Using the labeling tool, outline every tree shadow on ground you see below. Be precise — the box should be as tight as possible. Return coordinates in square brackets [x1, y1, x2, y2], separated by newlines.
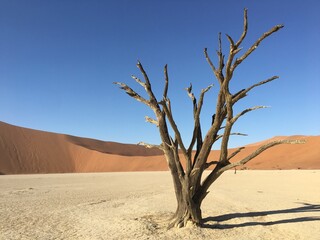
[202, 202, 320, 229]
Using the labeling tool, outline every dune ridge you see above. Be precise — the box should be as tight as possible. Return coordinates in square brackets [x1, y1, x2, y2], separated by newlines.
[0, 121, 319, 174]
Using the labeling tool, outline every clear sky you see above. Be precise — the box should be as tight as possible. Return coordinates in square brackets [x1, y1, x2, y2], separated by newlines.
[0, 0, 319, 148]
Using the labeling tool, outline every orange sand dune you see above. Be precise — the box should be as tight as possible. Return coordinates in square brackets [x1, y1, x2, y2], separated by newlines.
[0, 121, 166, 174]
[0, 121, 319, 174]
[209, 135, 320, 170]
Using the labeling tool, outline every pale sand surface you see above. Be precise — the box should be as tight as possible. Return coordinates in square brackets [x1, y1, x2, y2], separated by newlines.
[1, 170, 319, 239]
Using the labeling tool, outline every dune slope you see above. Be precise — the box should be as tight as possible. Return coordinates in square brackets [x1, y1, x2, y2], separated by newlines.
[0, 121, 319, 174]
[0, 122, 166, 174]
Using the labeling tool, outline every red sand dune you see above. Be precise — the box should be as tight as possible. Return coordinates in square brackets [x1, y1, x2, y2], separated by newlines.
[209, 135, 320, 170]
[0, 121, 319, 174]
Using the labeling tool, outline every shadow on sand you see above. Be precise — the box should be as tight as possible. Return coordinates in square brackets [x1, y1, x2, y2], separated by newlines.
[202, 202, 320, 229]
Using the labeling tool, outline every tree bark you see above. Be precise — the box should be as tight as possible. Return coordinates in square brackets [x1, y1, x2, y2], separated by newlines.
[168, 177, 203, 228]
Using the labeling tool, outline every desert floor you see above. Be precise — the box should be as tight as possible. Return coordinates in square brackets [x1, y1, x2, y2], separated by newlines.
[0, 170, 319, 240]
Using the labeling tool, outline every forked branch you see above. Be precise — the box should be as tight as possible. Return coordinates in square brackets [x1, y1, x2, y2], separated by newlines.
[136, 61, 159, 107]
[231, 24, 284, 73]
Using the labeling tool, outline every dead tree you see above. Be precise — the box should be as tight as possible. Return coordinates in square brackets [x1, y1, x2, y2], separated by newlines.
[114, 9, 304, 228]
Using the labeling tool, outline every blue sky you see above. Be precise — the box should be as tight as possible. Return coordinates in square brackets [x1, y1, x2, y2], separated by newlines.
[0, 0, 319, 148]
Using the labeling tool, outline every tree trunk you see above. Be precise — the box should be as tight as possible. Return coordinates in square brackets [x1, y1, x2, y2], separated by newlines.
[168, 178, 203, 228]
[114, 9, 293, 230]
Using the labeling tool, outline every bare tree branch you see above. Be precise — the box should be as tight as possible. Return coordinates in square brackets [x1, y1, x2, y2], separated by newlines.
[187, 84, 213, 156]
[216, 132, 248, 141]
[227, 147, 245, 161]
[235, 8, 248, 48]
[113, 82, 149, 106]
[163, 64, 169, 100]
[185, 84, 196, 111]
[231, 24, 284, 73]
[232, 106, 270, 124]
[226, 34, 235, 49]
[199, 139, 305, 206]
[160, 100, 190, 170]
[137, 61, 151, 86]
[145, 116, 159, 126]
[185, 84, 198, 155]
[204, 48, 224, 84]
[224, 9, 248, 81]
[217, 33, 225, 76]
[199, 84, 214, 102]
[136, 61, 159, 106]
[204, 160, 219, 169]
[218, 140, 306, 173]
[204, 48, 217, 73]
[169, 137, 185, 179]
[131, 75, 146, 89]
[232, 76, 279, 104]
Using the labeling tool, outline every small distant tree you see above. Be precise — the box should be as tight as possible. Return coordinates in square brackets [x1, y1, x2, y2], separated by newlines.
[115, 9, 303, 228]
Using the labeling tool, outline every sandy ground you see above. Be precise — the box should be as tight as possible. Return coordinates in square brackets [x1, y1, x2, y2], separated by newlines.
[0, 170, 319, 240]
